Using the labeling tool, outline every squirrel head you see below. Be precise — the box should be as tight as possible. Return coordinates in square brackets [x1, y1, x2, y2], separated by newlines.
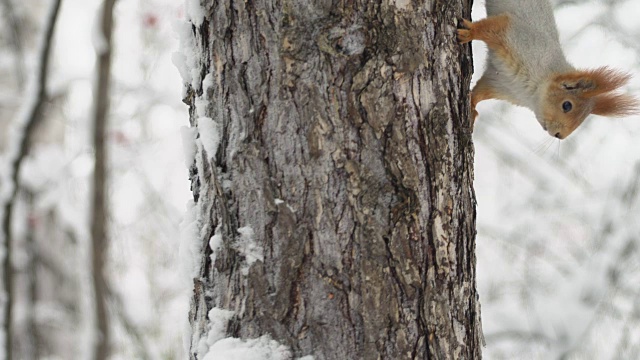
[539, 67, 638, 139]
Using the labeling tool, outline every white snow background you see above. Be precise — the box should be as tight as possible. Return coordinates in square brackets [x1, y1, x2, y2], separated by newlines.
[2, 0, 640, 358]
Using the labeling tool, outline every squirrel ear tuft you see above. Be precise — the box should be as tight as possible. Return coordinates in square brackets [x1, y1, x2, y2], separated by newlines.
[554, 72, 595, 92]
[592, 93, 639, 117]
[582, 67, 632, 97]
[555, 67, 631, 96]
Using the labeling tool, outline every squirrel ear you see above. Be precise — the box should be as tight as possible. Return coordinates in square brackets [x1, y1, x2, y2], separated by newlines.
[592, 93, 639, 117]
[581, 67, 632, 97]
[561, 78, 595, 92]
[555, 67, 631, 97]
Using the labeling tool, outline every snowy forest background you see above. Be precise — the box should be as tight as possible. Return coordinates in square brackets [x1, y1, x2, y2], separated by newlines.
[0, 0, 639, 359]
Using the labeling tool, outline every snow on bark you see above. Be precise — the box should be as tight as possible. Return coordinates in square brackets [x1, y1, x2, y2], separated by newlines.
[179, 200, 201, 281]
[194, 76, 221, 160]
[184, 0, 205, 27]
[196, 308, 293, 360]
[172, 20, 202, 93]
[196, 308, 235, 357]
[197, 117, 221, 160]
[233, 227, 263, 276]
[181, 126, 198, 167]
[208, 226, 222, 263]
[201, 336, 291, 360]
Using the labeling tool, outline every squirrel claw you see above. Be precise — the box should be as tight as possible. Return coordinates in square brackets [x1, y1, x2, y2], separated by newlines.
[457, 19, 474, 43]
[457, 29, 472, 44]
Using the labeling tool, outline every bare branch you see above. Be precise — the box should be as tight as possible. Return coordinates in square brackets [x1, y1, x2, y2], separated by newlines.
[90, 0, 117, 359]
[0, 0, 63, 359]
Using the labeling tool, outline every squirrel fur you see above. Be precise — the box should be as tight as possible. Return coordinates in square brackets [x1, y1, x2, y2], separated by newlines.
[458, 0, 638, 139]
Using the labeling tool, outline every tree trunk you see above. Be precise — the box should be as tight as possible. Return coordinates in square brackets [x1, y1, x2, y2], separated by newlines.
[91, 0, 117, 359]
[181, 0, 481, 359]
[1, 1, 62, 359]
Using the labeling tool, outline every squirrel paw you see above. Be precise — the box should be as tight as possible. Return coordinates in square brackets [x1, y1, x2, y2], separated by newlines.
[457, 19, 474, 44]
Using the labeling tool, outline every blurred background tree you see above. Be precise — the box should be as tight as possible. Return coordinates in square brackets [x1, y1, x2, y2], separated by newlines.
[0, 0, 638, 359]
[0, 0, 188, 358]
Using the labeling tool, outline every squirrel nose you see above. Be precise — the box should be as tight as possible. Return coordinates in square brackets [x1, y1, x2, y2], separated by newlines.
[554, 132, 562, 139]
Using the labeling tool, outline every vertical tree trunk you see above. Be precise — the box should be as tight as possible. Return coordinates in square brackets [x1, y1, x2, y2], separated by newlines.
[91, 0, 117, 359]
[24, 192, 40, 360]
[1, 1, 62, 359]
[182, 0, 481, 359]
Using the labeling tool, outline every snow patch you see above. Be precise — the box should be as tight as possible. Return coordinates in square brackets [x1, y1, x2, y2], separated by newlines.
[195, 97, 209, 118]
[209, 225, 222, 263]
[171, 51, 189, 85]
[197, 308, 235, 358]
[180, 126, 197, 167]
[179, 200, 201, 280]
[202, 336, 291, 360]
[172, 19, 202, 91]
[197, 307, 292, 360]
[202, 73, 215, 93]
[234, 227, 263, 275]
[198, 117, 221, 159]
[185, 0, 205, 26]
[184, 317, 194, 359]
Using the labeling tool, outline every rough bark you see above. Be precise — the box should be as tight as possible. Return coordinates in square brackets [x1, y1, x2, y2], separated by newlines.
[90, 0, 117, 359]
[185, 0, 480, 359]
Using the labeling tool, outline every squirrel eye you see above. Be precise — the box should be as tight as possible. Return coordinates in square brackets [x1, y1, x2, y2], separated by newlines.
[562, 101, 573, 113]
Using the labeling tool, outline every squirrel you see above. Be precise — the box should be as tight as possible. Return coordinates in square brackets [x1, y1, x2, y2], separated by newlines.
[457, 0, 638, 139]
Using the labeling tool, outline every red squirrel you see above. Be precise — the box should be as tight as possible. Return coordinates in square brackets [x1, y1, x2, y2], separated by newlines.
[458, 1, 638, 139]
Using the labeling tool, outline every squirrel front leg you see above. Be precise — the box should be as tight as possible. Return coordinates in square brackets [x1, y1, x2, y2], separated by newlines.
[469, 76, 500, 124]
[458, 16, 511, 125]
[457, 15, 512, 63]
